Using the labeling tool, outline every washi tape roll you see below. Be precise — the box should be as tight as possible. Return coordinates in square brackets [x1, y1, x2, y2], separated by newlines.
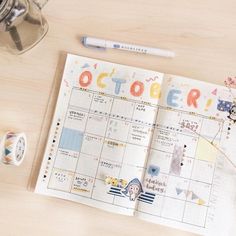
[0, 132, 27, 166]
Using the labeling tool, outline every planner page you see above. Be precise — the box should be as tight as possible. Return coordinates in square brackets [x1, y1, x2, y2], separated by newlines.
[136, 74, 236, 235]
[35, 54, 164, 215]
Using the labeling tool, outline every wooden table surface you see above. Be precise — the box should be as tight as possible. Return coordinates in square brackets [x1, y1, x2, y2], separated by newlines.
[1, 0, 236, 235]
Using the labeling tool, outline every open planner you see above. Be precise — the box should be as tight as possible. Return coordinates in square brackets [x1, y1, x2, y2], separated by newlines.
[35, 54, 236, 235]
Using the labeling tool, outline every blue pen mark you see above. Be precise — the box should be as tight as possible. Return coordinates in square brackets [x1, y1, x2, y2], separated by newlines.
[59, 128, 84, 152]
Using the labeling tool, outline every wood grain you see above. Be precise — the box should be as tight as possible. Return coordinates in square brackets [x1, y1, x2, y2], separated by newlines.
[1, 0, 236, 235]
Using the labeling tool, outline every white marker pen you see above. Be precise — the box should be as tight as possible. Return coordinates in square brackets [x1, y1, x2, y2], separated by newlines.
[81, 36, 175, 58]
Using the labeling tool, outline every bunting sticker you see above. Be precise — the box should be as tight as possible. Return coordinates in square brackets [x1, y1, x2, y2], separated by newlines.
[175, 187, 205, 205]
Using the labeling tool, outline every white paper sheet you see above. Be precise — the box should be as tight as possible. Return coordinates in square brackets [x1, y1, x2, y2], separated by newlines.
[35, 54, 236, 235]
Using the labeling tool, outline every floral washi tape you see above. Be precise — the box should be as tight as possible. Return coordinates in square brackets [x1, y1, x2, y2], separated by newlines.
[105, 176, 127, 188]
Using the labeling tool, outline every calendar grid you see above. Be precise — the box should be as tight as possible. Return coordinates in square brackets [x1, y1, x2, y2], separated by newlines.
[181, 116, 204, 223]
[203, 120, 224, 228]
[112, 99, 136, 205]
[47, 87, 74, 190]
[90, 96, 115, 198]
[47, 88, 224, 229]
[69, 92, 95, 194]
[158, 111, 184, 218]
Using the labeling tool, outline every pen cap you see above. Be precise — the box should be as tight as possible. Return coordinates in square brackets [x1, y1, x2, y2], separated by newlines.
[82, 37, 106, 49]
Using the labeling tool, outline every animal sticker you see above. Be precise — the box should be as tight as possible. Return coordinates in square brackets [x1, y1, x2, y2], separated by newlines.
[106, 177, 156, 203]
[122, 178, 143, 201]
[227, 104, 236, 123]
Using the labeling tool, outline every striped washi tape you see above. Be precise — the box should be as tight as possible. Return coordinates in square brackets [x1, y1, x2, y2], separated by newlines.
[0, 131, 27, 166]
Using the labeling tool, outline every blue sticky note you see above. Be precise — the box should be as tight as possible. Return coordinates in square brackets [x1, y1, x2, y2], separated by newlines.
[59, 128, 84, 152]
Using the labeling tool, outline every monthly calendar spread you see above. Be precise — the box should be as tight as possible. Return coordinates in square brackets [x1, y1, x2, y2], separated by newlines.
[36, 54, 236, 235]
